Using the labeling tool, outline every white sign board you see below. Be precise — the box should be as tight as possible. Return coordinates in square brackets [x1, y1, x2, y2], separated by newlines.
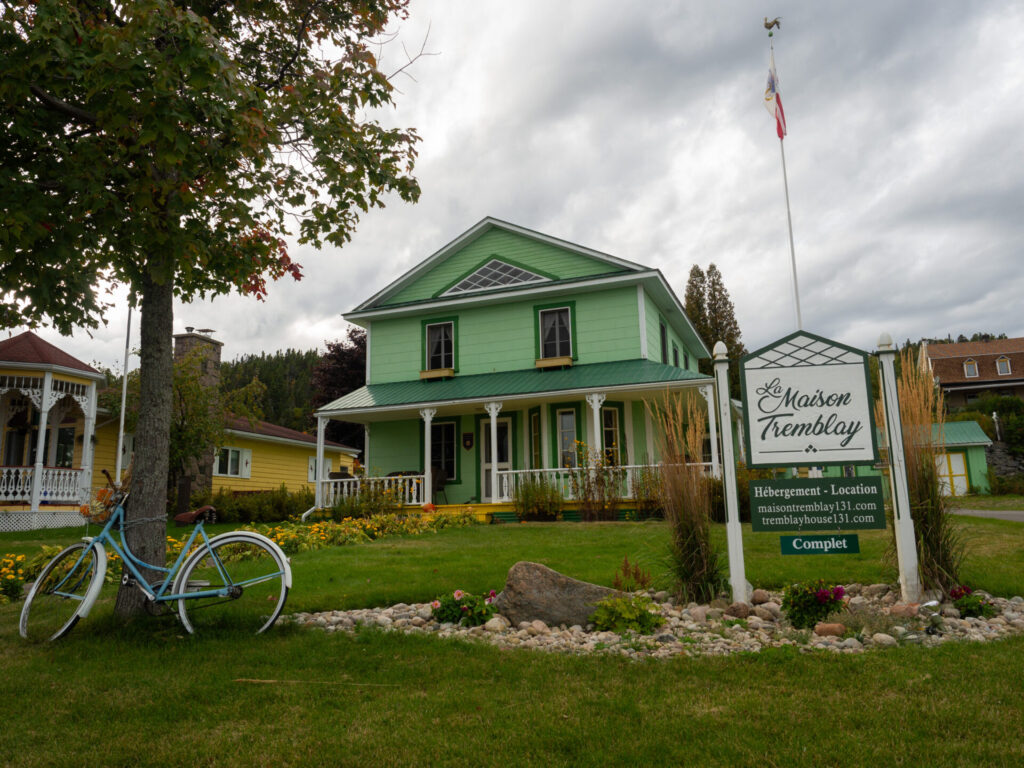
[741, 332, 879, 468]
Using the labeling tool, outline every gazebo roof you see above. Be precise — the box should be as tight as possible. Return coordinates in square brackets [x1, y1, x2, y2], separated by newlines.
[0, 331, 101, 376]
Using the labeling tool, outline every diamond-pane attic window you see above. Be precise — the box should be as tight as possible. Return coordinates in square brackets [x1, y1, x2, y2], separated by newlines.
[444, 259, 548, 295]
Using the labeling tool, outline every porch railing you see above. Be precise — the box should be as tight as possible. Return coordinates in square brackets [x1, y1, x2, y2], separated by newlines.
[320, 474, 425, 508]
[0, 466, 86, 504]
[497, 463, 713, 503]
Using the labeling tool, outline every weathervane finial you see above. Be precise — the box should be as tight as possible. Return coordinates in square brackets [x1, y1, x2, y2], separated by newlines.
[764, 16, 781, 36]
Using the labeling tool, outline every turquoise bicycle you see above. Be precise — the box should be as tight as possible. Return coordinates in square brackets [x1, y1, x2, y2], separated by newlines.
[19, 471, 292, 641]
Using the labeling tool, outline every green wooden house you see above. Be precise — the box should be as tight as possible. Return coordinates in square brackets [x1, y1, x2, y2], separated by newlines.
[312, 218, 720, 509]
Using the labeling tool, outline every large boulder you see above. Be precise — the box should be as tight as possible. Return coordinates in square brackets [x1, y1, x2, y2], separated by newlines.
[491, 561, 622, 627]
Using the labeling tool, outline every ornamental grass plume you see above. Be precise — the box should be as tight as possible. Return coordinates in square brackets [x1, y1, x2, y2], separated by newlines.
[649, 392, 725, 603]
[878, 348, 964, 592]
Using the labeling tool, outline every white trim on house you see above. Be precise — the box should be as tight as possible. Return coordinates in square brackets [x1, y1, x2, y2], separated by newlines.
[964, 359, 978, 378]
[346, 269, 710, 360]
[636, 284, 648, 359]
[316, 376, 712, 421]
[224, 428, 358, 456]
[0, 360, 106, 383]
[997, 356, 1012, 375]
[353, 217, 648, 312]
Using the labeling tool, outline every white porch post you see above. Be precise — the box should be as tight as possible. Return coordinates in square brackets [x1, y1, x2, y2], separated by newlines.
[29, 372, 53, 512]
[79, 383, 97, 502]
[714, 342, 748, 603]
[878, 333, 922, 602]
[540, 403, 550, 468]
[315, 415, 326, 508]
[484, 402, 502, 500]
[585, 393, 606, 456]
[701, 384, 721, 478]
[420, 408, 436, 505]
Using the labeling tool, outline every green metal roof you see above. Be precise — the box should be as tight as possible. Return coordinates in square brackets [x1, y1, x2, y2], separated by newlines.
[936, 421, 992, 447]
[319, 359, 710, 415]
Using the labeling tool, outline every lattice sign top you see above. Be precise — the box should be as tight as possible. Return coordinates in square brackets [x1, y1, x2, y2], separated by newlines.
[740, 331, 879, 468]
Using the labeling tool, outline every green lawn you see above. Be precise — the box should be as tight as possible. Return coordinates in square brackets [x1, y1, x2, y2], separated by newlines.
[2, 519, 1024, 766]
[955, 493, 1024, 511]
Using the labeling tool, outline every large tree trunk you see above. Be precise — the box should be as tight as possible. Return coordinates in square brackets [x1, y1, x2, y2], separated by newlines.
[114, 270, 173, 617]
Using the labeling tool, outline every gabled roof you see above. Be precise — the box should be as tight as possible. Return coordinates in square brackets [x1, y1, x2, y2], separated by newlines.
[927, 337, 1024, 387]
[224, 415, 357, 454]
[938, 421, 992, 448]
[354, 217, 647, 311]
[317, 359, 710, 417]
[0, 331, 103, 378]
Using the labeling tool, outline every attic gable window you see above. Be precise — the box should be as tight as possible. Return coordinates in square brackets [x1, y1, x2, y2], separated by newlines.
[997, 356, 1012, 376]
[964, 359, 978, 378]
[444, 259, 548, 295]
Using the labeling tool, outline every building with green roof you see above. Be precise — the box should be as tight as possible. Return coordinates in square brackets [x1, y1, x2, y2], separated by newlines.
[312, 218, 721, 508]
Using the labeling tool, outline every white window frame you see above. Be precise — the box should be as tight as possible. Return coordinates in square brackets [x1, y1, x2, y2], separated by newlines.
[557, 408, 577, 468]
[425, 321, 454, 370]
[214, 447, 251, 479]
[307, 456, 333, 483]
[539, 307, 573, 359]
[963, 359, 978, 378]
[997, 356, 1012, 376]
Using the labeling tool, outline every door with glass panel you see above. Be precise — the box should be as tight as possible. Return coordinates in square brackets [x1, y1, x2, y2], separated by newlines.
[481, 417, 512, 501]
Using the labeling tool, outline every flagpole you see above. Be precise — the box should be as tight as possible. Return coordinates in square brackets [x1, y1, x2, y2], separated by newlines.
[778, 135, 802, 330]
[766, 33, 803, 331]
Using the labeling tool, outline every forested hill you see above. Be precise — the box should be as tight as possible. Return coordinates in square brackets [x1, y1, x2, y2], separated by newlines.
[220, 349, 319, 432]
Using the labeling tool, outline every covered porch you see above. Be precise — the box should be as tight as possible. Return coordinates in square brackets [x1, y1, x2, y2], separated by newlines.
[0, 371, 101, 531]
[312, 360, 721, 510]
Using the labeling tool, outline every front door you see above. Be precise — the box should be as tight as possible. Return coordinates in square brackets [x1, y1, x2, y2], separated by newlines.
[481, 417, 512, 501]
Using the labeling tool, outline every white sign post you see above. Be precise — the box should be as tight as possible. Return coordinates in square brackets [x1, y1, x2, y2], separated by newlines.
[877, 333, 921, 602]
[713, 342, 748, 603]
[741, 332, 879, 468]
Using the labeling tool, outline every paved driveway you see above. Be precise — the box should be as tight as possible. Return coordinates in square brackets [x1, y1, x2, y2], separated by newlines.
[953, 509, 1024, 523]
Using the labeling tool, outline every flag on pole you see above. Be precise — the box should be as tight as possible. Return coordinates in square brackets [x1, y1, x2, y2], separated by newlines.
[764, 47, 787, 139]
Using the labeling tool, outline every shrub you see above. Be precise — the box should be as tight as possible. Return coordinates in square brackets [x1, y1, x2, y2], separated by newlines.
[781, 580, 846, 629]
[627, 466, 664, 520]
[589, 594, 665, 634]
[649, 393, 725, 603]
[989, 472, 1024, 495]
[949, 586, 997, 618]
[431, 589, 496, 627]
[328, 481, 403, 519]
[187, 485, 315, 524]
[611, 555, 653, 593]
[0, 553, 27, 602]
[512, 475, 564, 521]
[569, 442, 625, 522]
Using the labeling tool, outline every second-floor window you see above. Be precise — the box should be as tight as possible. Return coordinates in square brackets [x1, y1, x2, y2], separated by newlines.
[540, 307, 572, 358]
[660, 320, 668, 363]
[426, 322, 454, 370]
[997, 356, 1012, 376]
[964, 359, 978, 378]
[672, 343, 680, 368]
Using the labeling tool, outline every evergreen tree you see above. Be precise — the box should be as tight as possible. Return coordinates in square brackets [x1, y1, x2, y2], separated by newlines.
[704, 264, 747, 398]
[683, 265, 710, 347]
[220, 349, 320, 432]
[312, 328, 367, 451]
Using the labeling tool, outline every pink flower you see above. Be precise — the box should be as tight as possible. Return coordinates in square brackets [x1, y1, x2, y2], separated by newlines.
[485, 596, 493, 605]
[453, 589, 465, 600]
[489, 589, 497, 598]
[431, 600, 441, 609]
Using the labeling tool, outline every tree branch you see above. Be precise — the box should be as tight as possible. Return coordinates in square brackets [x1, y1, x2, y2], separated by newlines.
[29, 85, 98, 125]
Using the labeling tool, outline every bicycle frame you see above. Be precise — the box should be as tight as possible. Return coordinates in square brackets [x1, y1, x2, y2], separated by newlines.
[86, 502, 238, 603]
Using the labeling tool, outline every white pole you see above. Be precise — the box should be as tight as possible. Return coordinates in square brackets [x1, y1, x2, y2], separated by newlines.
[420, 408, 436, 505]
[315, 415, 326, 508]
[778, 138, 802, 330]
[877, 333, 921, 602]
[485, 402, 502, 501]
[713, 342, 748, 603]
[115, 305, 132, 481]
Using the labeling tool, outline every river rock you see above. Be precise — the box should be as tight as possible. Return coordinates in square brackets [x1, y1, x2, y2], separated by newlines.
[725, 601, 751, 619]
[814, 622, 846, 637]
[750, 589, 771, 605]
[490, 561, 622, 627]
[890, 603, 920, 618]
[872, 633, 898, 647]
[863, 584, 891, 598]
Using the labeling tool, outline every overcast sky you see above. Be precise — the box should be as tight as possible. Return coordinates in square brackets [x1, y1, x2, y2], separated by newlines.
[12, 1, 1024, 372]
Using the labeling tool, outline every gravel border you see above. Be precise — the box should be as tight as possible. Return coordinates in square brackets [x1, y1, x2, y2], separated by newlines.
[289, 584, 1024, 660]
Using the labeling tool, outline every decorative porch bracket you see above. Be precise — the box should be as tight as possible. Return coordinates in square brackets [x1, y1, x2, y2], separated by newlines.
[420, 407, 437, 504]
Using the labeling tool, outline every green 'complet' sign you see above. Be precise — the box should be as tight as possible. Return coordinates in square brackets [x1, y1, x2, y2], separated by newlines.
[750, 477, 886, 532]
[780, 534, 860, 555]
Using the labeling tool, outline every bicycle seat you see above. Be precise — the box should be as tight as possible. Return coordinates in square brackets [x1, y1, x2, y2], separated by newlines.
[173, 505, 216, 525]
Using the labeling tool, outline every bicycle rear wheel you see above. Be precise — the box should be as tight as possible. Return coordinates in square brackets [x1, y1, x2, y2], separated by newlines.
[20, 542, 105, 642]
[175, 533, 289, 634]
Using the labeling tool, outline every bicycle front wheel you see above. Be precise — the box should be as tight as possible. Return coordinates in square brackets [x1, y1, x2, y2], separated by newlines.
[20, 542, 106, 642]
[175, 533, 289, 634]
